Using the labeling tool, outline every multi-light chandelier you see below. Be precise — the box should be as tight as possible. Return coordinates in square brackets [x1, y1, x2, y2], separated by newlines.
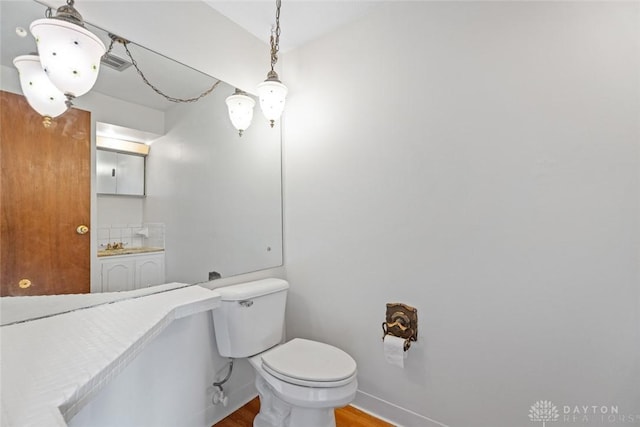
[14, 0, 105, 127]
[13, 0, 287, 134]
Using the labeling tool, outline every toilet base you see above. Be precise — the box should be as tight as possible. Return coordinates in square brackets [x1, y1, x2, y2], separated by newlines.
[253, 375, 338, 427]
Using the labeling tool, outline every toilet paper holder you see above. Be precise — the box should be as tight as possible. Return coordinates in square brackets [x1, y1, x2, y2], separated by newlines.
[381, 302, 418, 351]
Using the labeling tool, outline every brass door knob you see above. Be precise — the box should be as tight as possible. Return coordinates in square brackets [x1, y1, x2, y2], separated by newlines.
[76, 225, 89, 235]
[19, 279, 32, 289]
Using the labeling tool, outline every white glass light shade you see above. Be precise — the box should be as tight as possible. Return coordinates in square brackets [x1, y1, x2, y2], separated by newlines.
[226, 91, 256, 136]
[257, 79, 287, 127]
[13, 55, 68, 125]
[30, 18, 106, 98]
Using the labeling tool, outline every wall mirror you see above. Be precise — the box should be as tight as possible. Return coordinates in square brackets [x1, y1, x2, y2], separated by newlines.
[0, 0, 283, 297]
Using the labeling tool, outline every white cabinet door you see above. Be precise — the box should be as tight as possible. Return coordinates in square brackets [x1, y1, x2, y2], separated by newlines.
[101, 258, 135, 292]
[100, 253, 165, 292]
[96, 150, 118, 194]
[96, 150, 145, 196]
[117, 154, 145, 196]
[135, 254, 165, 288]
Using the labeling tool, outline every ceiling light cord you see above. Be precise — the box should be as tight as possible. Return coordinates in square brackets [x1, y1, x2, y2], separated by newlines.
[105, 36, 221, 104]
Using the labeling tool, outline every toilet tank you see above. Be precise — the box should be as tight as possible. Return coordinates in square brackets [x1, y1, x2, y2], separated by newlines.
[212, 279, 289, 358]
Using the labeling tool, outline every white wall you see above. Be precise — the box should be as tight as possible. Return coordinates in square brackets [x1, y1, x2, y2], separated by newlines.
[282, 2, 640, 426]
[96, 196, 144, 227]
[144, 82, 283, 283]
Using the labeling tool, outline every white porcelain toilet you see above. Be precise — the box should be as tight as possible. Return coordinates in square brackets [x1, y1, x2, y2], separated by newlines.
[212, 278, 358, 427]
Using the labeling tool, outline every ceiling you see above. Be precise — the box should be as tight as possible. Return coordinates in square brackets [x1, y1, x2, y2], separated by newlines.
[204, 1, 378, 53]
[1, 1, 376, 112]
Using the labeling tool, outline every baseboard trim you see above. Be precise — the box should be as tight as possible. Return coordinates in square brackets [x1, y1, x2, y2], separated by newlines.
[352, 390, 450, 427]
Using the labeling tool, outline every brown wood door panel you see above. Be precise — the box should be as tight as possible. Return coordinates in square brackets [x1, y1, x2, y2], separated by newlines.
[1, 90, 91, 296]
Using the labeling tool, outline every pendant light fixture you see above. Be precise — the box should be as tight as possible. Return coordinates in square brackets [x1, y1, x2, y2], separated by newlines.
[30, 0, 106, 106]
[257, 0, 287, 128]
[226, 89, 256, 137]
[14, 2, 224, 128]
[13, 55, 68, 128]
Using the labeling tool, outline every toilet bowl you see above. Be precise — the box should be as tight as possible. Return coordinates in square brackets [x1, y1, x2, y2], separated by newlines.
[250, 338, 357, 427]
[212, 279, 358, 427]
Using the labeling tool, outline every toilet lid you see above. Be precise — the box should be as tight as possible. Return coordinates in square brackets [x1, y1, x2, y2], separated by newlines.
[261, 338, 357, 387]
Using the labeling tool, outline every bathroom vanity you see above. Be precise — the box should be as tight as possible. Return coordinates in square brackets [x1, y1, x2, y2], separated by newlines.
[98, 249, 165, 292]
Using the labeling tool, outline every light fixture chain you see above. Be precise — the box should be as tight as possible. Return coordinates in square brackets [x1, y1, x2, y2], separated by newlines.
[270, 0, 282, 72]
[106, 38, 116, 55]
[111, 40, 221, 103]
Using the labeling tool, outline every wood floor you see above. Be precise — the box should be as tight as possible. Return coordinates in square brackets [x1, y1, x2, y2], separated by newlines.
[214, 397, 394, 427]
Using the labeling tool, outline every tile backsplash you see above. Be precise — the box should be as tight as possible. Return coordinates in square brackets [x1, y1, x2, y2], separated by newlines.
[98, 223, 165, 250]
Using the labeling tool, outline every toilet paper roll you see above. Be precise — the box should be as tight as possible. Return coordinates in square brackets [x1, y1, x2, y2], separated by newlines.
[383, 335, 408, 368]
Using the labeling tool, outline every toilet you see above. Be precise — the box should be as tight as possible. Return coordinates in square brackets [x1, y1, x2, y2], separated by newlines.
[212, 278, 358, 427]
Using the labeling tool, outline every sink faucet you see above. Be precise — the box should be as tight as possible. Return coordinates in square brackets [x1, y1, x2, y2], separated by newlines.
[105, 242, 126, 250]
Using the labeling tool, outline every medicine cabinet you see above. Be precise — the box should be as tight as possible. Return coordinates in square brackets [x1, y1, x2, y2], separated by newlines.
[96, 149, 145, 196]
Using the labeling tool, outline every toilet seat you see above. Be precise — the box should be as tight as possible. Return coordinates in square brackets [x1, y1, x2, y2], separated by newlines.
[261, 338, 357, 388]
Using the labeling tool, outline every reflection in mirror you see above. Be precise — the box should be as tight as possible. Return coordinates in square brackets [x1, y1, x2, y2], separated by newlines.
[0, 0, 283, 299]
[145, 83, 283, 283]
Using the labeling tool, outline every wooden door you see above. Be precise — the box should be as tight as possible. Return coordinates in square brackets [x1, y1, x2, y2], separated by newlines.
[1, 90, 91, 296]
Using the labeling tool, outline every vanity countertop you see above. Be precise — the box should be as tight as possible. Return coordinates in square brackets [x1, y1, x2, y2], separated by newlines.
[97, 246, 164, 257]
[0, 285, 221, 427]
